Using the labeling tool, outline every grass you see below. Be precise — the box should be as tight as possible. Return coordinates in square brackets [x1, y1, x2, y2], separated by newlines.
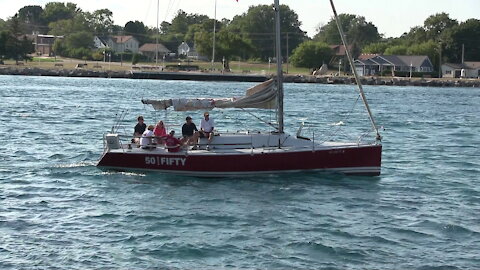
[1, 57, 313, 75]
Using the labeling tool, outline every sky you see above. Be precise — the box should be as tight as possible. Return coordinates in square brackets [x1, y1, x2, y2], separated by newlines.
[1, 0, 479, 38]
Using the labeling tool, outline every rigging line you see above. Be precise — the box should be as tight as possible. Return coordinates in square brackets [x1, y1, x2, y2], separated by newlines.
[329, 0, 381, 141]
[318, 94, 361, 143]
[240, 108, 278, 130]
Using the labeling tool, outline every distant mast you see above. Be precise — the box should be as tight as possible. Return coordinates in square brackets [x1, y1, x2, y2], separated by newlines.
[155, 0, 159, 66]
[211, 0, 217, 70]
[274, 0, 284, 133]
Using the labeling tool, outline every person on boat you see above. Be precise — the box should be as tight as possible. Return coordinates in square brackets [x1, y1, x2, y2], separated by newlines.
[153, 120, 167, 144]
[200, 112, 215, 149]
[164, 130, 181, 152]
[182, 116, 199, 146]
[133, 115, 146, 144]
[140, 125, 156, 150]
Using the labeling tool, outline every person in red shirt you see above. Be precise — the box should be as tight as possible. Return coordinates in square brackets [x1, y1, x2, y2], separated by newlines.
[164, 130, 182, 152]
[153, 120, 167, 144]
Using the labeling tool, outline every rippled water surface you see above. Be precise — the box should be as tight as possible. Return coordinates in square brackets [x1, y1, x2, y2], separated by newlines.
[1, 75, 479, 269]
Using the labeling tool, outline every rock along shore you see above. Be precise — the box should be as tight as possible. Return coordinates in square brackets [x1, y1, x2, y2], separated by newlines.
[1, 66, 479, 88]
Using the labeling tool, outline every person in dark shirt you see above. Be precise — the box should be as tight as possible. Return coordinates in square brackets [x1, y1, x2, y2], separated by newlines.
[134, 116, 146, 136]
[181, 116, 199, 146]
[133, 116, 146, 144]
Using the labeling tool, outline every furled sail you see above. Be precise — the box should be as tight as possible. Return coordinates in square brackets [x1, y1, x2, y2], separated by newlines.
[142, 79, 277, 111]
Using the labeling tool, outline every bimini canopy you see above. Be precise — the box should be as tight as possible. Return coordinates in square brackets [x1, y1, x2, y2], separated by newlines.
[142, 79, 277, 111]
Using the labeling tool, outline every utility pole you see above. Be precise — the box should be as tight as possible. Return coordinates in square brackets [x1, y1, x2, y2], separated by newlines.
[461, 44, 465, 64]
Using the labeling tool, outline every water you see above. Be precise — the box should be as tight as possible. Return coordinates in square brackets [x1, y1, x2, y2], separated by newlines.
[1, 75, 479, 269]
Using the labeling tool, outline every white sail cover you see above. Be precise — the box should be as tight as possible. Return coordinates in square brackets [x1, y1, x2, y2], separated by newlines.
[142, 79, 277, 111]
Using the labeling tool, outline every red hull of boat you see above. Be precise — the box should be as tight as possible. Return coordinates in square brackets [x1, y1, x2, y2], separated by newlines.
[97, 145, 382, 176]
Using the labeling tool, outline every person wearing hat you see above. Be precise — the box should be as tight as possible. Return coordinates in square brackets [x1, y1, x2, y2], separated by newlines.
[182, 116, 199, 146]
[164, 130, 181, 152]
[200, 112, 215, 150]
[140, 125, 156, 150]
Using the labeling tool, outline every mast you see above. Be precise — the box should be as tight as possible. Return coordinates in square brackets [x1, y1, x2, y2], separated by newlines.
[329, 0, 381, 140]
[274, 0, 284, 133]
[155, 0, 159, 66]
[211, 0, 217, 70]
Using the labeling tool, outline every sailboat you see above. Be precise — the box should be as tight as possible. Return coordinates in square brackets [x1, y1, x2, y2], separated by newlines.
[97, 0, 382, 176]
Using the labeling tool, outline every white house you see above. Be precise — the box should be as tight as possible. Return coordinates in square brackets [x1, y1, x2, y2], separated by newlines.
[93, 36, 108, 49]
[107, 36, 139, 53]
[442, 62, 480, 78]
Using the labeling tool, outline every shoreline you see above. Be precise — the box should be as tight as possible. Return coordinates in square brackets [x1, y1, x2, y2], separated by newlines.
[1, 66, 479, 88]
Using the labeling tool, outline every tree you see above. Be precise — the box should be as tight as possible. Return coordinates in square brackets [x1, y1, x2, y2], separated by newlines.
[0, 31, 8, 59]
[17, 5, 45, 34]
[424, 13, 458, 41]
[169, 10, 209, 34]
[5, 14, 34, 63]
[442, 19, 480, 62]
[290, 41, 333, 69]
[194, 28, 253, 68]
[42, 2, 80, 26]
[184, 19, 221, 43]
[48, 15, 90, 36]
[314, 14, 381, 49]
[384, 45, 408, 55]
[401, 26, 428, 45]
[362, 42, 389, 54]
[124, 20, 149, 44]
[0, 19, 6, 32]
[85, 9, 114, 36]
[229, 4, 306, 60]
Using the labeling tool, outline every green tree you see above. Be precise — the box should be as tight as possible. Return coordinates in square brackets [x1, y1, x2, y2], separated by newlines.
[384, 45, 408, 55]
[0, 19, 7, 32]
[85, 9, 113, 36]
[48, 14, 90, 36]
[65, 31, 93, 49]
[18, 5, 45, 34]
[0, 30, 8, 59]
[124, 20, 149, 44]
[362, 42, 389, 54]
[442, 19, 480, 62]
[401, 26, 428, 44]
[185, 19, 221, 43]
[42, 2, 80, 26]
[5, 14, 34, 63]
[424, 13, 458, 41]
[314, 14, 381, 48]
[290, 41, 333, 69]
[229, 4, 306, 60]
[170, 10, 209, 34]
[407, 40, 440, 69]
[194, 28, 253, 68]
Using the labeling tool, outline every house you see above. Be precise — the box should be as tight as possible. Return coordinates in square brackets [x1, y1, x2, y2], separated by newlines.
[31, 34, 63, 56]
[177, 42, 208, 60]
[329, 44, 353, 66]
[354, 55, 434, 76]
[139, 43, 171, 61]
[93, 36, 109, 49]
[442, 62, 480, 78]
[107, 35, 139, 53]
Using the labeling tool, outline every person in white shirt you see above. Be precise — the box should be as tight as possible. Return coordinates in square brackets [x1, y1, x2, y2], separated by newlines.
[200, 112, 215, 149]
[140, 125, 156, 149]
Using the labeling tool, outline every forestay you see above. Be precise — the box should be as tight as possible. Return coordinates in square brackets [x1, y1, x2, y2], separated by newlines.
[142, 79, 276, 111]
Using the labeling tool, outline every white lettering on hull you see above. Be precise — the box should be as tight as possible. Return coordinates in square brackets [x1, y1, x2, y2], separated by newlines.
[145, 156, 186, 166]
